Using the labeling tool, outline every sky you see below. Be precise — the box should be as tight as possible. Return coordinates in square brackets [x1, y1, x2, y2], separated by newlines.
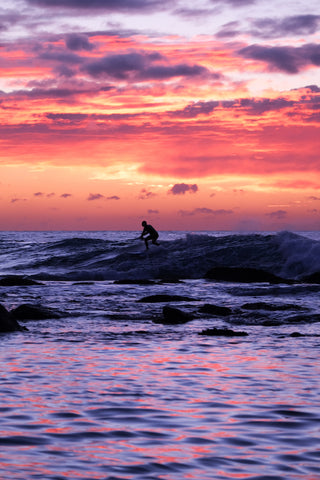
[0, 0, 319, 231]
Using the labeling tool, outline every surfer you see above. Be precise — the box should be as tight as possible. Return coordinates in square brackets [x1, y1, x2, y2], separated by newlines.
[140, 221, 159, 250]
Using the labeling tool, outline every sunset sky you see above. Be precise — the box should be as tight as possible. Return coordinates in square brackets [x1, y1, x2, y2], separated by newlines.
[1, 0, 319, 231]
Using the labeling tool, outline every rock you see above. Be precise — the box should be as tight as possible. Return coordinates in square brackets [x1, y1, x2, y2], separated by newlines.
[0, 304, 26, 332]
[199, 327, 248, 337]
[11, 304, 62, 321]
[137, 294, 197, 303]
[301, 271, 320, 283]
[153, 306, 193, 324]
[0, 275, 41, 286]
[205, 267, 289, 284]
[286, 313, 320, 324]
[199, 304, 232, 316]
[159, 277, 183, 284]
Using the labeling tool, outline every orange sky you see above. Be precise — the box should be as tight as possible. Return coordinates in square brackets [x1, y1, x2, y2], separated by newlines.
[0, 0, 320, 230]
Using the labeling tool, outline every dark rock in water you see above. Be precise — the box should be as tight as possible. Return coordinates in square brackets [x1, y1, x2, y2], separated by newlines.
[199, 327, 248, 337]
[301, 271, 320, 283]
[290, 332, 304, 337]
[138, 294, 197, 303]
[114, 279, 156, 285]
[0, 275, 42, 286]
[241, 302, 305, 311]
[205, 267, 289, 284]
[286, 313, 320, 324]
[262, 320, 282, 326]
[199, 304, 232, 316]
[11, 304, 62, 321]
[159, 277, 184, 284]
[153, 306, 193, 324]
[0, 304, 26, 332]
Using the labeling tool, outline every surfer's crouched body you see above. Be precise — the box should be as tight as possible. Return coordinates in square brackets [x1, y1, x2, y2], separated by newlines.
[140, 221, 159, 250]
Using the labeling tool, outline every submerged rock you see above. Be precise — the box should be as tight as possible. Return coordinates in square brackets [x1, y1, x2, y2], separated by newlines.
[205, 267, 289, 284]
[199, 304, 232, 316]
[0, 275, 42, 286]
[241, 302, 305, 311]
[199, 327, 248, 337]
[11, 304, 62, 321]
[138, 294, 197, 303]
[0, 304, 26, 332]
[153, 305, 193, 324]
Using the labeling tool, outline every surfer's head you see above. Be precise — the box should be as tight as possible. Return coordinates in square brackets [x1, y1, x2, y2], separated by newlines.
[142, 220, 147, 227]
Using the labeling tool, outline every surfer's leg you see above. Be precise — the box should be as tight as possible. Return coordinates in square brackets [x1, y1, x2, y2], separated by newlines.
[152, 234, 159, 246]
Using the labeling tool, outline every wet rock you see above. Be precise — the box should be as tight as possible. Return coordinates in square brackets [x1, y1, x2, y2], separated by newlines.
[153, 306, 193, 324]
[138, 294, 197, 303]
[285, 313, 320, 324]
[204, 267, 289, 284]
[0, 275, 42, 286]
[158, 277, 184, 284]
[301, 271, 320, 283]
[11, 304, 62, 321]
[0, 304, 26, 332]
[199, 327, 248, 337]
[199, 304, 232, 316]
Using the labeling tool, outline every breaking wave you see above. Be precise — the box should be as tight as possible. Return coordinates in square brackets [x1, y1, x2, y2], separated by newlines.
[1, 231, 320, 282]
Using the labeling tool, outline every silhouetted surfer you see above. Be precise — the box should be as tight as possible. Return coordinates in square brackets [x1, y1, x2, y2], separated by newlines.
[140, 221, 159, 250]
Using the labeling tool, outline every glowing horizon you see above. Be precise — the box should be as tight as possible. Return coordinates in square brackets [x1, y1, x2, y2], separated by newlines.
[1, 0, 319, 230]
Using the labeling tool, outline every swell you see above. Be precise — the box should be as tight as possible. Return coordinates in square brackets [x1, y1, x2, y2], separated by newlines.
[1, 231, 320, 282]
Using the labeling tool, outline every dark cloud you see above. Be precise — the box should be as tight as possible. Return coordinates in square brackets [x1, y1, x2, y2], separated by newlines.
[87, 193, 104, 201]
[168, 183, 198, 195]
[11, 197, 27, 203]
[138, 188, 156, 200]
[46, 113, 89, 123]
[238, 97, 295, 115]
[37, 47, 82, 65]
[303, 85, 320, 93]
[34, 192, 44, 197]
[265, 210, 287, 219]
[27, 0, 170, 11]
[308, 196, 320, 201]
[251, 15, 320, 39]
[216, 21, 241, 38]
[60, 193, 72, 198]
[0, 11, 22, 31]
[170, 95, 295, 119]
[238, 43, 320, 74]
[179, 207, 234, 216]
[148, 209, 159, 214]
[65, 34, 95, 51]
[83, 51, 214, 82]
[171, 100, 220, 118]
[87, 193, 120, 201]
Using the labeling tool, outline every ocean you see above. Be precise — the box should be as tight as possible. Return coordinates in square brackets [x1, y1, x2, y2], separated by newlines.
[1, 230, 320, 480]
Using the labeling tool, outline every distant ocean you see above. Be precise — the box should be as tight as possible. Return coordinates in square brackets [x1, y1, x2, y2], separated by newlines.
[1, 230, 320, 480]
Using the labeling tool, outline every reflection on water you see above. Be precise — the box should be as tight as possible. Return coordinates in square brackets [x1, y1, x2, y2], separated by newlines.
[1, 331, 320, 480]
